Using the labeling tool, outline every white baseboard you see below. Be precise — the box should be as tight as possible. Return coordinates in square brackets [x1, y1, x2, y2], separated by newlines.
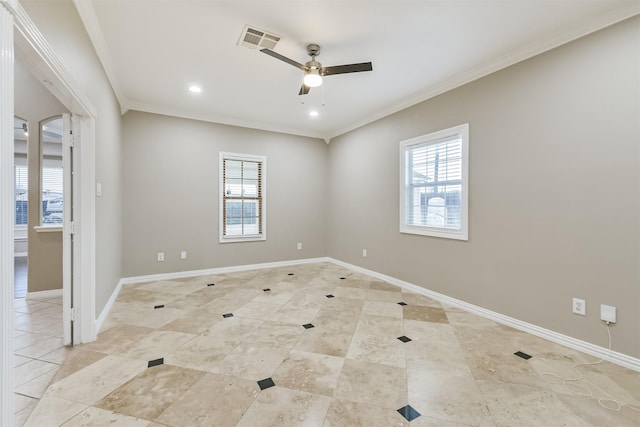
[327, 258, 640, 372]
[95, 257, 330, 333]
[27, 288, 62, 299]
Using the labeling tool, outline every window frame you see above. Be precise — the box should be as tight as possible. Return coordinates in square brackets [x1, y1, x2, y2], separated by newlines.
[219, 152, 266, 243]
[399, 123, 469, 241]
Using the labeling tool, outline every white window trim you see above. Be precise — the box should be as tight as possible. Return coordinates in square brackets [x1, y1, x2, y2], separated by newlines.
[399, 123, 469, 241]
[219, 152, 267, 243]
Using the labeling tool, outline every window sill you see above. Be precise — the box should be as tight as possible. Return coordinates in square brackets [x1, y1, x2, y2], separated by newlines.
[34, 225, 62, 233]
[400, 226, 468, 241]
[219, 235, 266, 244]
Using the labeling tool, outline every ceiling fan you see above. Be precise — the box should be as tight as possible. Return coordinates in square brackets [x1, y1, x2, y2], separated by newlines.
[261, 43, 372, 95]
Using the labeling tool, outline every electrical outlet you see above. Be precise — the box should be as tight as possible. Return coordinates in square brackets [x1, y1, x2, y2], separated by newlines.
[600, 304, 616, 323]
[572, 298, 586, 315]
[180, 251, 187, 260]
[297, 243, 302, 250]
[157, 252, 165, 262]
[362, 249, 367, 258]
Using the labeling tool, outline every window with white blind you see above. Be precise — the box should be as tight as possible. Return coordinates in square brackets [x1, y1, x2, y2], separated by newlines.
[41, 164, 63, 225]
[400, 123, 469, 240]
[219, 152, 266, 242]
[15, 164, 28, 226]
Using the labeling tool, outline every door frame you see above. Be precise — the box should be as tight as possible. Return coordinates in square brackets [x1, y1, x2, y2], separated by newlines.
[1, 1, 97, 425]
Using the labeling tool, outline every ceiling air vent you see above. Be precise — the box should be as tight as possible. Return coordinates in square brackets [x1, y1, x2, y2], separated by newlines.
[238, 25, 281, 50]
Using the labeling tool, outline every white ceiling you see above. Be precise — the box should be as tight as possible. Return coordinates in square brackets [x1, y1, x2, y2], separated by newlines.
[74, 1, 639, 142]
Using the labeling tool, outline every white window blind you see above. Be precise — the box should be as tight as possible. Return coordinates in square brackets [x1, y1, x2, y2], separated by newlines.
[42, 165, 63, 224]
[15, 164, 28, 226]
[220, 153, 266, 242]
[400, 123, 469, 240]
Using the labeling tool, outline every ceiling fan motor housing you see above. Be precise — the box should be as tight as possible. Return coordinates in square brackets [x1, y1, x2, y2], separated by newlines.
[306, 43, 321, 57]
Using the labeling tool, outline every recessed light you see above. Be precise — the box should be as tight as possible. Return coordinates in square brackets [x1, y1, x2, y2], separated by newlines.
[189, 85, 202, 94]
[309, 110, 319, 117]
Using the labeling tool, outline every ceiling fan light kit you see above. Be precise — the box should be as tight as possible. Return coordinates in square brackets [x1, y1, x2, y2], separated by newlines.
[261, 43, 372, 95]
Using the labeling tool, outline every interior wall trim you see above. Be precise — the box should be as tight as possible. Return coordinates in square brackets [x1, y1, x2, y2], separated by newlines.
[0, 3, 15, 425]
[328, 258, 640, 372]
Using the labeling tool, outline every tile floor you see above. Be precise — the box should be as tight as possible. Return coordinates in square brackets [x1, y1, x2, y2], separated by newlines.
[22, 262, 640, 426]
[14, 293, 67, 426]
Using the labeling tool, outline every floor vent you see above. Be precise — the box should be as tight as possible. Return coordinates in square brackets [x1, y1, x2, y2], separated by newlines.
[238, 25, 281, 50]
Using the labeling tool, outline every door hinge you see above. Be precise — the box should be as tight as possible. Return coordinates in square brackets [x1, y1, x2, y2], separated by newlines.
[69, 221, 75, 235]
[70, 308, 76, 321]
[69, 129, 75, 147]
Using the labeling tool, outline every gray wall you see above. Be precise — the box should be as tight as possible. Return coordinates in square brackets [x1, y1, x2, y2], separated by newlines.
[14, 57, 67, 293]
[22, 0, 124, 315]
[121, 111, 327, 276]
[327, 17, 640, 358]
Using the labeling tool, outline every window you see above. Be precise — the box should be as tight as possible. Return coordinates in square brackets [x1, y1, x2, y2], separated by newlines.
[41, 117, 64, 225]
[400, 123, 469, 240]
[15, 164, 28, 226]
[219, 152, 266, 242]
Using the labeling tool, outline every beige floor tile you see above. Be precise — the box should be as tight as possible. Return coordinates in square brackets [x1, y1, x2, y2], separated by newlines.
[355, 313, 404, 337]
[15, 368, 59, 398]
[155, 373, 259, 426]
[369, 281, 401, 292]
[311, 307, 361, 333]
[117, 329, 197, 361]
[15, 335, 64, 359]
[236, 386, 331, 427]
[209, 342, 289, 382]
[50, 350, 108, 384]
[14, 401, 37, 427]
[366, 289, 405, 303]
[293, 328, 354, 358]
[402, 305, 449, 323]
[13, 355, 31, 367]
[14, 359, 59, 387]
[407, 366, 491, 425]
[272, 350, 345, 396]
[160, 308, 223, 334]
[478, 380, 592, 427]
[22, 262, 639, 427]
[346, 333, 406, 368]
[61, 406, 152, 427]
[361, 300, 404, 319]
[23, 396, 87, 427]
[38, 346, 73, 364]
[95, 364, 205, 421]
[334, 359, 407, 409]
[323, 398, 409, 427]
[243, 321, 305, 349]
[164, 335, 236, 371]
[203, 316, 264, 343]
[556, 392, 640, 427]
[268, 306, 320, 325]
[14, 393, 37, 413]
[45, 355, 147, 405]
[234, 301, 284, 320]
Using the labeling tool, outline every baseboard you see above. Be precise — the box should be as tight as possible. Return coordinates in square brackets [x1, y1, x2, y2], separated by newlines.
[327, 258, 640, 372]
[26, 288, 62, 299]
[95, 257, 331, 333]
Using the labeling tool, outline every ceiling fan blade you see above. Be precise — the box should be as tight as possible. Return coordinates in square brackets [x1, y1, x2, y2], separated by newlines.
[322, 62, 373, 76]
[298, 84, 310, 96]
[260, 48, 305, 70]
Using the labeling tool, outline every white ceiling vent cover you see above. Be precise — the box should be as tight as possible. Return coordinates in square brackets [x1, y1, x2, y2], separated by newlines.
[238, 25, 281, 50]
